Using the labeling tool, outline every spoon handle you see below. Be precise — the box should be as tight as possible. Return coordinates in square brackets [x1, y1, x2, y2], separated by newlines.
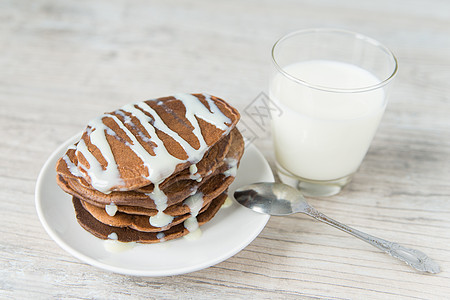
[303, 205, 440, 273]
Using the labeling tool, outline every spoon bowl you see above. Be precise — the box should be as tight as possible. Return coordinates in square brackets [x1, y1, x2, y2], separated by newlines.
[234, 182, 440, 274]
[234, 182, 308, 215]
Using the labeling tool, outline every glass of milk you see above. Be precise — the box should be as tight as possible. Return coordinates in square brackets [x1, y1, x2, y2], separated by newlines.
[270, 29, 398, 196]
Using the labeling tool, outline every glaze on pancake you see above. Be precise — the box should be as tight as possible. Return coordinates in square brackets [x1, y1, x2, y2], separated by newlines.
[57, 128, 243, 209]
[80, 198, 212, 232]
[56, 94, 239, 192]
[72, 193, 227, 243]
[56, 93, 243, 243]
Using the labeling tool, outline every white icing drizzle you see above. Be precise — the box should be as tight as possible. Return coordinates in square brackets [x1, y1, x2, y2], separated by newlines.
[74, 93, 231, 194]
[146, 184, 168, 211]
[223, 158, 238, 177]
[147, 184, 174, 228]
[135, 101, 207, 162]
[105, 202, 118, 216]
[62, 153, 83, 177]
[188, 164, 202, 182]
[76, 122, 123, 194]
[176, 93, 231, 132]
[112, 113, 182, 184]
[156, 232, 165, 242]
[118, 104, 184, 181]
[185, 192, 204, 217]
[107, 232, 118, 240]
[183, 192, 204, 233]
[184, 218, 199, 233]
[189, 187, 198, 196]
[174, 94, 230, 161]
[190, 174, 202, 182]
[189, 164, 198, 174]
[149, 211, 174, 228]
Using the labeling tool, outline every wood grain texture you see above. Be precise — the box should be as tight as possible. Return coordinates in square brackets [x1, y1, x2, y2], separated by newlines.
[1, 0, 449, 299]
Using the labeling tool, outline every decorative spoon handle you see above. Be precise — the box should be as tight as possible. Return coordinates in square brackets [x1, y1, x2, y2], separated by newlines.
[303, 205, 440, 273]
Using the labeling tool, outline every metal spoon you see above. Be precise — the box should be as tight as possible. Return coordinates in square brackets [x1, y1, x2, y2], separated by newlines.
[234, 182, 440, 274]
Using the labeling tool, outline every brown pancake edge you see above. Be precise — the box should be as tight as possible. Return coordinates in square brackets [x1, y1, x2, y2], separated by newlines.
[72, 193, 228, 243]
[57, 127, 244, 209]
[80, 199, 213, 233]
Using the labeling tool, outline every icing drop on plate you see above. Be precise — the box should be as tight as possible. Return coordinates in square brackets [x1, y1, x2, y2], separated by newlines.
[104, 240, 136, 253]
[183, 228, 202, 241]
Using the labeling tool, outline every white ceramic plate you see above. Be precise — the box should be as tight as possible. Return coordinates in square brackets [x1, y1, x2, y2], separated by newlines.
[35, 134, 273, 276]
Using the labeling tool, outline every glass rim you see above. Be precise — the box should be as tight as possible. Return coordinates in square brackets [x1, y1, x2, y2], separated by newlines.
[271, 28, 398, 93]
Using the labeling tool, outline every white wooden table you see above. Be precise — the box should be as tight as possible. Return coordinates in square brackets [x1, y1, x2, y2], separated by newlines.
[1, 0, 449, 298]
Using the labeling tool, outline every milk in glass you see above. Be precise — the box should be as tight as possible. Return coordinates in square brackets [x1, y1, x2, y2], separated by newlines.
[270, 60, 386, 181]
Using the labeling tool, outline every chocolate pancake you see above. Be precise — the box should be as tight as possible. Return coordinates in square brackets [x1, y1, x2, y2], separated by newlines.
[80, 155, 240, 231]
[56, 127, 244, 209]
[115, 162, 238, 216]
[57, 156, 230, 210]
[56, 93, 243, 244]
[56, 94, 240, 193]
[73, 193, 227, 243]
[80, 199, 212, 232]
[58, 128, 232, 195]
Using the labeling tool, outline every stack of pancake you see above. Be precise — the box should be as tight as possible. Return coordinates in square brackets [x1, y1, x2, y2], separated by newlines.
[56, 93, 244, 243]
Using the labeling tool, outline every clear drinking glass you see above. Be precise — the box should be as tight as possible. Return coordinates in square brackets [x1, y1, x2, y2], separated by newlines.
[270, 29, 398, 197]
